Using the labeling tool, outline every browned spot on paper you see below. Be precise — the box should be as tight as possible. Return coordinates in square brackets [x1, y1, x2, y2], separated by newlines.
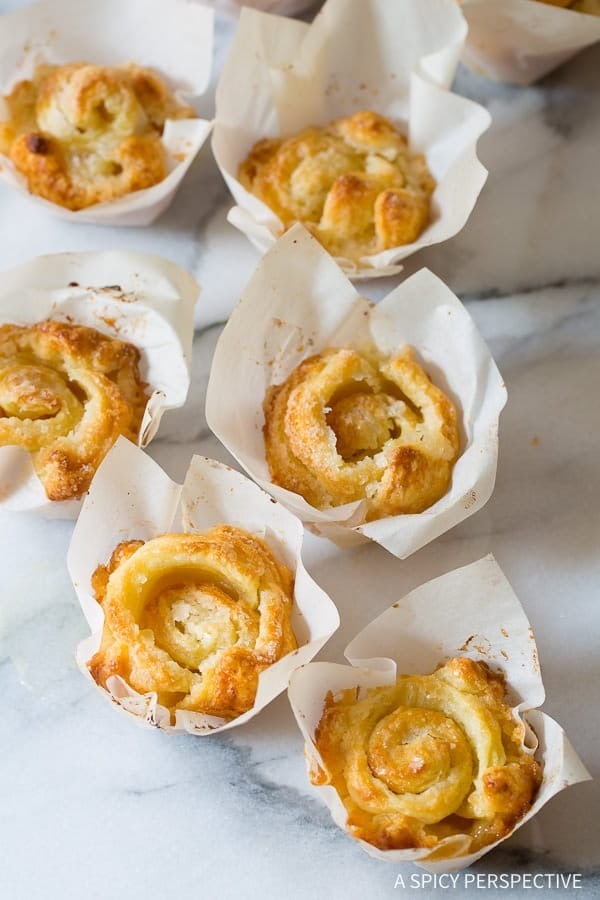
[97, 315, 118, 330]
[464, 490, 477, 509]
[459, 634, 492, 656]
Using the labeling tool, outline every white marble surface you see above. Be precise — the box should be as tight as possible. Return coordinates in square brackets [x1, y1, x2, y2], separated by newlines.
[1, 3, 599, 899]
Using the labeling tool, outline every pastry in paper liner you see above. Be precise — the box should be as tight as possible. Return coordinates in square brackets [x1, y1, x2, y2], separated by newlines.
[460, 0, 600, 85]
[68, 437, 340, 734]
[212, 0, 491, 278]
[0, 251, 197, 517]
[205, 225, 506, 557]
[0, 0, 214, 225]
[287, 555, 591, 870]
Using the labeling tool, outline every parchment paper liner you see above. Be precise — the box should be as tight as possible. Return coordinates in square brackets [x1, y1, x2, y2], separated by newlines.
[288, 555, 591, 871]
[0, 0, 214, 226]
[68, 437, 340, 735]
[460, 0, 600, 85]
[212, 0, 491, 279]
[206, 225, 507, 556]
[0, 251, 198, 517]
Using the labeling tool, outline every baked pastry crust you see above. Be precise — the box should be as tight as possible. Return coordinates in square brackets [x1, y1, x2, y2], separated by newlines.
[312, 657, 542, 855]
[0, 320, 148, 500]
[0, 63, 195, 210]
[88, 526, 298, 720]
[263, 345, 459, 521]
[238, 111, 435, 262]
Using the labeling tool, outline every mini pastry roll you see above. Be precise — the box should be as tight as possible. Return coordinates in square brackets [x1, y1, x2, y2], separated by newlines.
[0, 321, 148, 501]
[263, 345, 460, 521]
[460, 0, 600, 85]
[0, 251, 197, 515]
[206, 226, 506, 556]
[0, 63, 196, 211]
[313, 658, 541, 853]
[89, 526, 298, 719]
[238, 111, 436, 264]
[288, 556, 591, 869]
[213, 0, 490, 277]
[69, 440, 339, 733]
[0, 0, 214, 224]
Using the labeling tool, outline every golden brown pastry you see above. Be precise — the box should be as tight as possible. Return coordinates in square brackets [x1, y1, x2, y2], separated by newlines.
[535, 0, 600, 11]
[0, 62, 195, 210]
[312, 657, 542, 855]
[89, 526, 298, 720]
[238, 110, 436, 262]
[0, 320, 148, 500]
[263, 345, 459, 521]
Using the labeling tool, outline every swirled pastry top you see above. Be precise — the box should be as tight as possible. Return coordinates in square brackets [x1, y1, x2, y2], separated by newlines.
[238, 111, 436, 262]
[0, 63, 195, 210]
[89, 526, 298, 721]
[312, 657, 542, 855]
[263, 345, 459, 521]
[0, 320, 148, 501]
[535, 0, 600, 12]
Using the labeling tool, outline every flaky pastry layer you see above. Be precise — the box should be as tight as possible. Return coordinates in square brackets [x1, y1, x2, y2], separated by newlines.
[0, 62, 195, 210]
[263, 345, 460, 522]
[0, 320, 148, 501]
[238, 111, 435, 262]
[89, 526, 298, 721]
[312, 658, 542, 856]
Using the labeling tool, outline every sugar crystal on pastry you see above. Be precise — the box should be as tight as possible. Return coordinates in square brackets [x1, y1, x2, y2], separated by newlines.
[312, 657, 542, 855]
[0, 320, 148, 501]
[88, 526, 298, 721]
[0, 62, 195, 210]
[238, 111, 435, 262]
[263, 345, 459, 522]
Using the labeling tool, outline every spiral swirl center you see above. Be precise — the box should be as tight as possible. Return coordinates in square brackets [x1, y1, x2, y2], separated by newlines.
[141, 582, 260, 671]
[367, 707, 472, 796]
[326, 390, 400, 461]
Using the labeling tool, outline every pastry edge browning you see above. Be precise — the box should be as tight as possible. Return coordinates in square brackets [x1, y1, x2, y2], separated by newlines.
[263, 345, 460, 522]
[88, 527, 298, 722]
[238, 110, 436, 263]
[0, 62, 196, 210]
[0, 320, 149, 501]
[311, 658, 542, 857]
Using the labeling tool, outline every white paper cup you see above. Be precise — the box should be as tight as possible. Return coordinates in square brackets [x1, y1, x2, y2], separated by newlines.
[288, 555, 591, 870]
[0, 251, 198, 516]
[67, 437, 340, 734]
[0, 0, 214, 224]
[212, 0, 491, 279]
[206, 225, 507, 556]
[460, 0, 600, 85]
